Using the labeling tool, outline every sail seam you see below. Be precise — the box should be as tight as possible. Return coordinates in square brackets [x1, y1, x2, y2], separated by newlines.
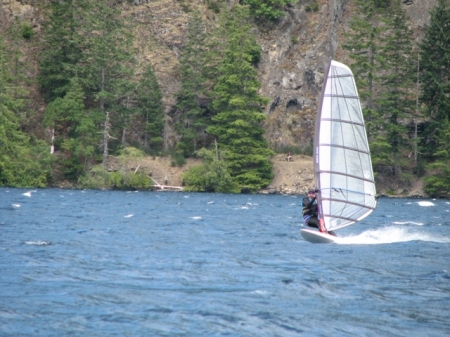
[318, 170, 374, 183]
[329, 74, 352, 79]
[318, 144, 370, 155]
[324, 94, 359, 99]
[319, 187, 376, 196]
[321, 198, 376, 210]
[320, 118, 365, 127]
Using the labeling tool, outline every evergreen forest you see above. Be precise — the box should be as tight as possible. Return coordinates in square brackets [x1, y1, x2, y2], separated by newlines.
[1, 0, 449, 196]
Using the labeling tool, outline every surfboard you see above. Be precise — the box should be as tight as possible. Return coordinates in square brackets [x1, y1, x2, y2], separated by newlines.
[300, 228, 338, 244]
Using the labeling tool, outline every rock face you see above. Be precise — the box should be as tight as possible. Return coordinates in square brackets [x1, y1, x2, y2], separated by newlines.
[258, 0, 351, 150]
[0, 0, 437, 149]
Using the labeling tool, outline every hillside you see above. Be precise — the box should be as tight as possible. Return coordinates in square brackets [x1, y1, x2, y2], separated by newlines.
[0, 0, 439, 196]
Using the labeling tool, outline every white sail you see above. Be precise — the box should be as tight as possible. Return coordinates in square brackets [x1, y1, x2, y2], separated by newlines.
[314, 60, 376, 232]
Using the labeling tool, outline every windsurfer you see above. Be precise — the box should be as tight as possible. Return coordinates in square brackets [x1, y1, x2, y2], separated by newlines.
[302, 189, 329, 234]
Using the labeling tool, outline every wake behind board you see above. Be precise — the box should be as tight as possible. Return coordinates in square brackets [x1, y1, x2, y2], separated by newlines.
[300, 228, 337, 244]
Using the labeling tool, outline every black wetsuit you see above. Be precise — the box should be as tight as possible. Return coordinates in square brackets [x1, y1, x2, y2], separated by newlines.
[302, 197, 319, 228]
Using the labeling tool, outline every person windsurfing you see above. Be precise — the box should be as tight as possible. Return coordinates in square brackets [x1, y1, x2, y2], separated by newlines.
[302, 189, 335, 236]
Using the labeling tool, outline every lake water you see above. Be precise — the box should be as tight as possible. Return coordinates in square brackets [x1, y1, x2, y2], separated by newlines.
[1, 188, 449, 336]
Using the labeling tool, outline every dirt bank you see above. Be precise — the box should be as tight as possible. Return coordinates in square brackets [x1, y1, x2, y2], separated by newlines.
[115, 153, 426, 197]
[107, 153, 314, 194]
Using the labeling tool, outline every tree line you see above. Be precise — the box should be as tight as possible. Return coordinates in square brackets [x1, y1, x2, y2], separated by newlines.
[0, 0, 449, 196]
[343, 0, 450, 197]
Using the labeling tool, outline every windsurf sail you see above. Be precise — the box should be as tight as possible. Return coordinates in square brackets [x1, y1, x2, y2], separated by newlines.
[314, 60, 376, 232]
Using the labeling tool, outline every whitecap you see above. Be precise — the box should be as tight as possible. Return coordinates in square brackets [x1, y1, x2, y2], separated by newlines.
[22, 191, 32, 197]
[393, 221, 424, 226]
[252, 290, 268, 295]
[124, 214, 134, 218]
[190, 216, 202, 220]
[207, 201, 214, 204]
[11, 204, 21, 208]
[337, 227, 450, 245]
[418, 201, 434, 207]
[25, 241, 50, 246]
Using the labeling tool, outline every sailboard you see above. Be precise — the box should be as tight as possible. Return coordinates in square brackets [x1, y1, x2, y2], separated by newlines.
[301, 60, 377, 244]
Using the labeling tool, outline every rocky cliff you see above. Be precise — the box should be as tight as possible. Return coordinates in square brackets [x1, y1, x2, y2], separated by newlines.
[0, 0, 437, 148]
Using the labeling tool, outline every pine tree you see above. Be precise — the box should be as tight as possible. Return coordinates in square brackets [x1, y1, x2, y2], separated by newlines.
[38, 0, 82, 103]
[135, 65, 164, 152]
[0, 36, 53, 187]
[75, 0, 135, 167]
[343, 0, 381, 112]
[175, 12, 212, 157]
[44, 78, 97, 179]
[5, 16, 39, 134]
[419, 0, 450, 156]
[420, 0, 450, 196]
[375, 1, 416, 175]
[207, 6, 273, 192]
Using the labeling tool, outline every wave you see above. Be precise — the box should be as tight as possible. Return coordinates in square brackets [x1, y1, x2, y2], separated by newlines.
[393, 221, 424, 226]
[336, 227, 450, 245]
[25, 240, 51, 246]
[417, 201, 435, 207]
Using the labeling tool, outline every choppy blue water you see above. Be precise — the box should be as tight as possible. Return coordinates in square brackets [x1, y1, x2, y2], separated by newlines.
[1, 188, 449, 336]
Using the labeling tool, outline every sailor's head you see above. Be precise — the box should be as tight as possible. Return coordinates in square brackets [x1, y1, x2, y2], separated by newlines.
[308, 189, 316, 197]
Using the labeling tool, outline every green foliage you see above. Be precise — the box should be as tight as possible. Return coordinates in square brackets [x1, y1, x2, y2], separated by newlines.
[424, 163, 450, 197]
[305, 2, 319, 12]
[109, 171, 150, 190]
[182, 144, 239, 193]
[119, 146, 145, 158]
[373, 0, 391, 8]
[137, 65, 164, 151]
[74, 0, 135, 166]
[175, 12, 212, 157]
[21, 23, 34, 39]
[38, 0, 82, 103]
[44, 78, 98, 179]
[78, 164, 151, 190]
[77, 165, 109, 189]
[342, 0, 382, 107]
[171, 153, 186, 167]
[423, 116, 450, 197]
[242, 0, 293, 21]
[419, 0, 450, 158]
[206, 0, 220, 13]
[375, 1, 415, 174]
[207, 6, 274, 192]
[344, 1, 416, 176]
[0, 36, 53, 187]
